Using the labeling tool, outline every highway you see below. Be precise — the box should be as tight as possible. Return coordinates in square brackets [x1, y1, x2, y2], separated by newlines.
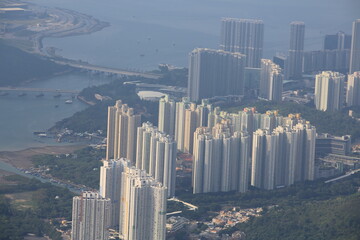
[55, 60, 163, 80]
[324, 168, 360, 184]
[0, 87, 79, 94]
[168, 197, 199, 211]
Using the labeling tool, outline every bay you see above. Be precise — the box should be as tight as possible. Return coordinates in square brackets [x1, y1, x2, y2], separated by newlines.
[0, 73, 111, 151]
[31, 0, 359, 70]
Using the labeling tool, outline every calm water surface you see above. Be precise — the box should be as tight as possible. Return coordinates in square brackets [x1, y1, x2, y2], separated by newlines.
[31, 0, 360, 70]
[0, 73, 110, 151]
[2, 0, 359, 151]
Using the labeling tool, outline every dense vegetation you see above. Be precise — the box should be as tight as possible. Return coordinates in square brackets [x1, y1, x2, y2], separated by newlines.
[52, 65, 189, 133]
[234, 193, 360, 240]
[0, 41, 70, 86]
[176, 173, 360, 239]
[226, 101, 360, 140]
[151, 65, 188, 87]
[32, 147, 105, 189]
[177, 173, 360, 219]
[52, 77, 159, 133]
[0, 175, 74, 240]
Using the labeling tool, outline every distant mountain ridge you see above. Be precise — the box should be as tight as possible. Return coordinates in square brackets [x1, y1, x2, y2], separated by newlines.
[0, 41, 70, 86]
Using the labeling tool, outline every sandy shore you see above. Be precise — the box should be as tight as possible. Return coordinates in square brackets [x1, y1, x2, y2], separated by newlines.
[0, 145, 86, 169]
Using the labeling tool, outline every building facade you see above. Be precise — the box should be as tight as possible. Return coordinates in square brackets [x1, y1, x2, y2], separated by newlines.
[346, 71, 360, 107]
[259, 59, 283, 102]
[314, 71, 345, 111]
[220, 18, 264, 68]
[106, 100, 141, 163]
[350, 19, 360, 74]
[187, 48, 246, 102]
[192, 123, 251, 194]
[119, 167, 167, 240]
[158, 95, 176, 136]
[136, 122, 177, 197]
[99, 158, 131, 228]
[285, 21, 305, 80]
[71, 192, 111, 240]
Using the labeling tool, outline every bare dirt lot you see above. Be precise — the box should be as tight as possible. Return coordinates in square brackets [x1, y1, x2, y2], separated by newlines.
[0, 145, 86, 169]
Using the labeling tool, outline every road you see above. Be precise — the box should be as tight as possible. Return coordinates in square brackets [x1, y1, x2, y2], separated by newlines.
[55, 60, 163, 79]
[168, 197, 199, 211]
[324, 168, 360, 183]
[0, 87, 79, 94]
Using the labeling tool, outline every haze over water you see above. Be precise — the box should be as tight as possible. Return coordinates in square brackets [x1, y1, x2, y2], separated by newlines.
[32, 0, 359, 70]
[0, 74, 110, 151]
[1, 0, 359, 151]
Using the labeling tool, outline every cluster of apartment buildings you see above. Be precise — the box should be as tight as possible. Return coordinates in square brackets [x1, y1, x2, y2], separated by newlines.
[314, 71, 360, 112]
[69, 17, 360, 240]
[188, 19, 360, 108]
[71, 100, 172, 240]
[159, 96, 316, 194]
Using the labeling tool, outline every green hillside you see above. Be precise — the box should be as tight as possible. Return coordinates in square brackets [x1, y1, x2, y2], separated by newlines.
[237, 193, 360, 240]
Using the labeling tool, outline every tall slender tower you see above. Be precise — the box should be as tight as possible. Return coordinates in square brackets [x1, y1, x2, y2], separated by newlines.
[350, 19, 360, 74]
[158, 95, 176, 136]
[192, 124, 250, 194]
[346, 71, 360, 106]
[106, 100, 122, 160]
[175, 97, 190, 151]
[220, 18, 264, 68]
[106, 101, 141, 163]
[187, 48, 246, 102]
[71, 192, 111, 240]
[285, 21, 305, 80]
[314, 71, 345, 111]
[136, 122, 177, 197]
[251, 129, 277, 190]
[99, 158, 131, 228]
[260, 59, 283, 102]
[119, 167, 167, 240]
[184, 103, 200, 153]
[294, 123, 316, 181]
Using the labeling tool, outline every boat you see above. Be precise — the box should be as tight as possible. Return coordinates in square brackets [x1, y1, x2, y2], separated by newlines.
[36, 93, 44, 98]
[18, 93, 27, 97]
[33, 131, 46, 136]
[53, 93, 61, 98]
[55, 105, 59, 108]
[0, 92, 9, 96]
[65, 99, 73, 104]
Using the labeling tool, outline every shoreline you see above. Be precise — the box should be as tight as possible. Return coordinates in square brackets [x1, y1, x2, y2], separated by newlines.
[0, 144, 86, 170]
[0, 0, 110, 57]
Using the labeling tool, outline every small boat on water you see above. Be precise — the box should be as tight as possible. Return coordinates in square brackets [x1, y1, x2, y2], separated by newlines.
[54, 93, 61, 98]
[55, 105, 59, 108]
[18, 93, 27, 97]
[0, 92, 9, 96]
[33, 131, 45, 134]
[36, 93, 44, 98]
[65, 99, 73, 104]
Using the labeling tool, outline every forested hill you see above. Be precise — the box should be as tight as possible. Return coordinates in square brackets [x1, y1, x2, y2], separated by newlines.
[0, 41, 70, 86]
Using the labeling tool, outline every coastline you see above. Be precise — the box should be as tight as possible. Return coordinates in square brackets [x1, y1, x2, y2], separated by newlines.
[0, 0, 110, 57]
[0, 0, 109, 162]
[0, 144, 86, 169]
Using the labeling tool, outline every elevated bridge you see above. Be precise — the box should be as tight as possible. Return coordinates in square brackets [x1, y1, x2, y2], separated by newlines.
[0, 87, 79, 94]
[55, 60, 163, 79]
